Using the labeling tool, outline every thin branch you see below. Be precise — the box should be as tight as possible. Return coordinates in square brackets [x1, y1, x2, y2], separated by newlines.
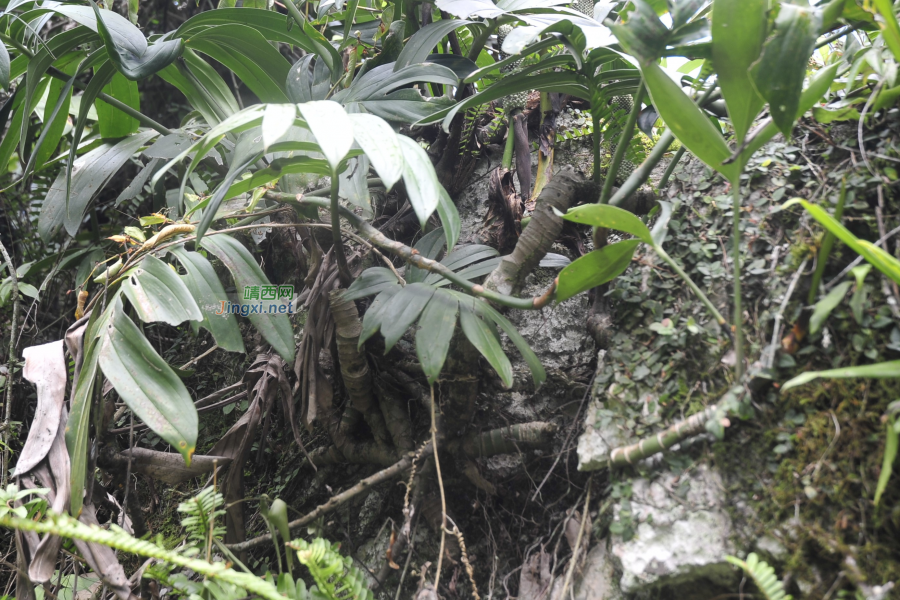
[0, 239, 17, 488]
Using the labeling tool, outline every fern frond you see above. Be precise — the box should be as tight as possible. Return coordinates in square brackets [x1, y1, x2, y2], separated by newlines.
[726, 552, 793, 600]
[289, 538, 373, 600]
[177, 486, 226, 548]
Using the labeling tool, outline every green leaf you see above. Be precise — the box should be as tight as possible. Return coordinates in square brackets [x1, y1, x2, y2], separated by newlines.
[711, 0, 767, 143]
[812, 105, 861, 123]
[407, 228, 447, 284]
[262, 104, 297, 151]
[200, 234, 295, 362]
[0, 43, 10, 91]
[650, 200, 674, 246]
[809, 281, 851, 335]
[459, 299, 513, 388]
[296, 100, 353, 173]
[99, 298, 198, 465]
[558, 204, 652, 243]
[96, 72, 140, 138]
[395, 19, 473, 70]
[348, 113, 403, 190]
[32, 59, 76, 170]
[783, 199, 900, 286]
[640, 61, 739, 182]
[437, 187, 462, 253]
[39, 129, 159, 241]
[875, 414, 898, 506]
[399, 135, 442, 228]
[556, 239, 641, 302]
[422, 244, 499, 285]
[339, 63, 460, 103]
[380, 282, 435, 352]
[176, 8, 320, 53]
[119, 254, 202, 326]
[781, 360, 900, 392]
[750, 4, 821, 137]
[87, 1, 183, 80]
[473, 298, 546, 388]
[415, 289, 458, 384]
[606, 0, 668, 63]
[359, 287, 400, 348]
[168, 247, 245, 353]
[344, 267, 402, 300]
[874, 0, 900, 63]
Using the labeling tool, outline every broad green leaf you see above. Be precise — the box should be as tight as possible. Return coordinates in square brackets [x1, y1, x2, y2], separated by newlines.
[296, 100, 353, 173]
[39, 129, 159, 241]
[650, 200, 674, 246]
[874, 0, 900, 63]
[32, 56, 77, 170]
[0, 43, 9, 91]
[559, 204, 652, 243]
[850, 265, 871, 325]
[157, 50, 240, 126]
[434, 257, 501, 287]
[640, 61, 739, 182]
[395, 19, 473, 70]
[606, 0, 668, 63]
[750, 4, 821, 137]
[437, 187, 462, 253]
[812, 105, 860, 123]
[96, 71, 140, 138]
[781, 360, 900, 392]
[875, 414, 898, 506]
[475, 298, 546, 388]
[65, 307, 105, 517]
[809, 281, 851, 335]
[407, 228, 447, 284]
[262, 104, 297, 150]
[354, 89, 456, 124]
[0, 91, 25, 177]
[783, 199, 900, 286]
[348, 113, 403, 191]
[99, 299, 198, 465]
[459, 300, 513, 388]
[121, 254, 202, 326]
[380, 282, 435, 352]
[711, 0, 766, 143]
[186, 24, 290, 102]
[399, 136, 443, 228]
[415, 290, 458, 384]
[344, 267, 402, 300]
[423, 245, 499, 285]
[359, 287, 400, 348]
[556, 239, 641, 302]
[168, 247, 245, 353]
[176, 8, 320, 53]
[200, 234, 295, 362]
[338, 63, 460, 103]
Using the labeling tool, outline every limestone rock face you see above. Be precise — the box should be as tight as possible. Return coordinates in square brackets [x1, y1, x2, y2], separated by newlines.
[569, 544, 624, 600]
[610, 465, 735, 595]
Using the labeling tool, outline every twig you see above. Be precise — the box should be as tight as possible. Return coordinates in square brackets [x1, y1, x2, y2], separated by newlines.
[227, 443, 431, 552]
[858, 80, 883, 177]
[0, 239, 17, 488]
[431, 385, 447, 592]
[766, 259, 808, 369]
[559, 479, 591, 600]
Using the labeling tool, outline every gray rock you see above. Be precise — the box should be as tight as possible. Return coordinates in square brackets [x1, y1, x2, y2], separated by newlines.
[558, 543, 625, 600]
[610, 465, 736, 594]
[576, 399, 627, 471]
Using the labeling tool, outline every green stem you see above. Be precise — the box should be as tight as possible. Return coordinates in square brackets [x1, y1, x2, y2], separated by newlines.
[808, 178, 847, 304]
[330, 176, 352, 287]
[0, 32, 172, 136]
[608, 129, 675, 207]
[599, 83, 645, 204]
[266, 192, 555, 310]
[654, 244, 727, 327]
[732, 180, 744, 379]
[283, 0, 307, 30]
[656, 145, 686, 191]
[502, 114, 515, 170]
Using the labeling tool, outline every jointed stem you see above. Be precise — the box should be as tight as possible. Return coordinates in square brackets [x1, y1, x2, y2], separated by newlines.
[330, 176, 352, 287]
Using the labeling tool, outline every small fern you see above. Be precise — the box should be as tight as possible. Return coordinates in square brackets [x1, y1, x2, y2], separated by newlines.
[726, 552, 793, 600]
[288, 538, 373, 600]
[177, 487, 226, 549]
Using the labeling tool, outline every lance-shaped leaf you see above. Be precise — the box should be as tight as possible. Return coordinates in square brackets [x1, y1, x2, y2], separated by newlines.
[380, 282, 436, 352]
[121, 254, 202, 326]
[783, 199, 900, 285]
[88, 1, 183, 80]
[395, 20, 473, 70]
[416, 289, 458, 384]
[470, 297, 546, 388]
[874, 0, 900, 63]
[459, 299, 514, 388]
[296, 100, 353, 173]
[407, 228, 447, 284]
[809, 281, 851, 335]
[99, 299, 198, 465]
[558, 204, 653, 243]
[349, 113, 403, 191]
[262, 103, 297, 150]
[399, 135, 442, 228]
[168, 247, 244, 353]
[781, 360, 900, 392]
[200, 234, 295, 362]
[437, 187, 462, 253]
[639, 61, 739, 182]
[711, 0, 766, 144]
[556, 239, 641, 302]
[750, 4, 821, 137]
[359, 286, 400, 348]
[344, 267, 402, 300]
[0, 43, 8, 91]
